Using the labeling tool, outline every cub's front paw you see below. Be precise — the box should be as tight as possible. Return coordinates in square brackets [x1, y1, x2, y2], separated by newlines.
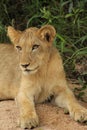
[19, 113, 39, 129]
[70, 106, 87, 123]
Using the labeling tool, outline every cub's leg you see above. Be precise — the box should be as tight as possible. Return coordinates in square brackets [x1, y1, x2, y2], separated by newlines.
[54, 83, 87, 123]
[16, 92, 39, 129]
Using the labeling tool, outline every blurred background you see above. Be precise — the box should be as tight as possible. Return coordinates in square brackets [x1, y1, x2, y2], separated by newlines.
[0, 0, 87, 100]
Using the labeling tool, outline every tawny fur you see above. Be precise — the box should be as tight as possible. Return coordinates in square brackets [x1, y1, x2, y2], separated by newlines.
[0, 25, 87, 129]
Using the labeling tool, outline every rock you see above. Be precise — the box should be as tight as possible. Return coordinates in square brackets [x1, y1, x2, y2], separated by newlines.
[0, 100, 87, 130]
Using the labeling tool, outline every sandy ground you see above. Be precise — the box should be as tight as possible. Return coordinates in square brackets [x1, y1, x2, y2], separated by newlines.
[0, 100, 87, 130]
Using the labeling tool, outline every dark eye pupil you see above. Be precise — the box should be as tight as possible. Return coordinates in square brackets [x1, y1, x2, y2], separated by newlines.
[32, 45, 39, 50]
[16, 46, 22, 51]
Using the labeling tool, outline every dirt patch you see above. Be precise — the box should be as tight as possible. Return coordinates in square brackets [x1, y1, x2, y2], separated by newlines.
[0, 100, 87, 130]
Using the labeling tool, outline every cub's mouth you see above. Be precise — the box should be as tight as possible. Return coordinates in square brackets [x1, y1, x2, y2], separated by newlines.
[24, 66, 39, 73]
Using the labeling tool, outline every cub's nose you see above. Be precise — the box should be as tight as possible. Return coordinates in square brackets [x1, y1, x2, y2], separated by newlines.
[21, 63, 30, 68]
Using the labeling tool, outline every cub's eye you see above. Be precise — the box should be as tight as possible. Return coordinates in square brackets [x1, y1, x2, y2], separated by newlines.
[16, 46, 22, 51]
[32, 44, 39, 51]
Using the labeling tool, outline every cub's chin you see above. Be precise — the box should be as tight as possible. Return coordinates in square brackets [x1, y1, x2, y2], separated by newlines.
[22, 66, 39, 75]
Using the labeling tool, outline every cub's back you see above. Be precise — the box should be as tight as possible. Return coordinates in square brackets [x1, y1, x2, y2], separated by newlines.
[0, 44, 21, 98]
[0, 43, 19, 73]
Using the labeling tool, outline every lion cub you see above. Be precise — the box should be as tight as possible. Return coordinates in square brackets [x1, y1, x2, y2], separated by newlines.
[0, 25, 87, 129]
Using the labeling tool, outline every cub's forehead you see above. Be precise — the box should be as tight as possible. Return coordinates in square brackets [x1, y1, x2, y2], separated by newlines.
[19, 27, 39, 45]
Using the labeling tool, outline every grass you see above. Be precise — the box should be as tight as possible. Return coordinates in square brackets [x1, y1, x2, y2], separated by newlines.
[0, 0, 87, 97]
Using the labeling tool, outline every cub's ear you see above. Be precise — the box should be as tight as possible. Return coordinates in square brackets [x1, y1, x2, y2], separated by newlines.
[37, 25, 56, 44]
[7, 26, 22, 44]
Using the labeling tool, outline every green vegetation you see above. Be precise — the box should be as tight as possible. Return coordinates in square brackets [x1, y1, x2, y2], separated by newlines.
[0, 0, 87, 94]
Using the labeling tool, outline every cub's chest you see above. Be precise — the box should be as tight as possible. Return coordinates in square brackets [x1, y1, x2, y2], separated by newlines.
[34, 77, 55, 103]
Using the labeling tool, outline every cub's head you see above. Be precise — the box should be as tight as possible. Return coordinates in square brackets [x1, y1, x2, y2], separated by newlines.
[7, 25, 56, 75]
